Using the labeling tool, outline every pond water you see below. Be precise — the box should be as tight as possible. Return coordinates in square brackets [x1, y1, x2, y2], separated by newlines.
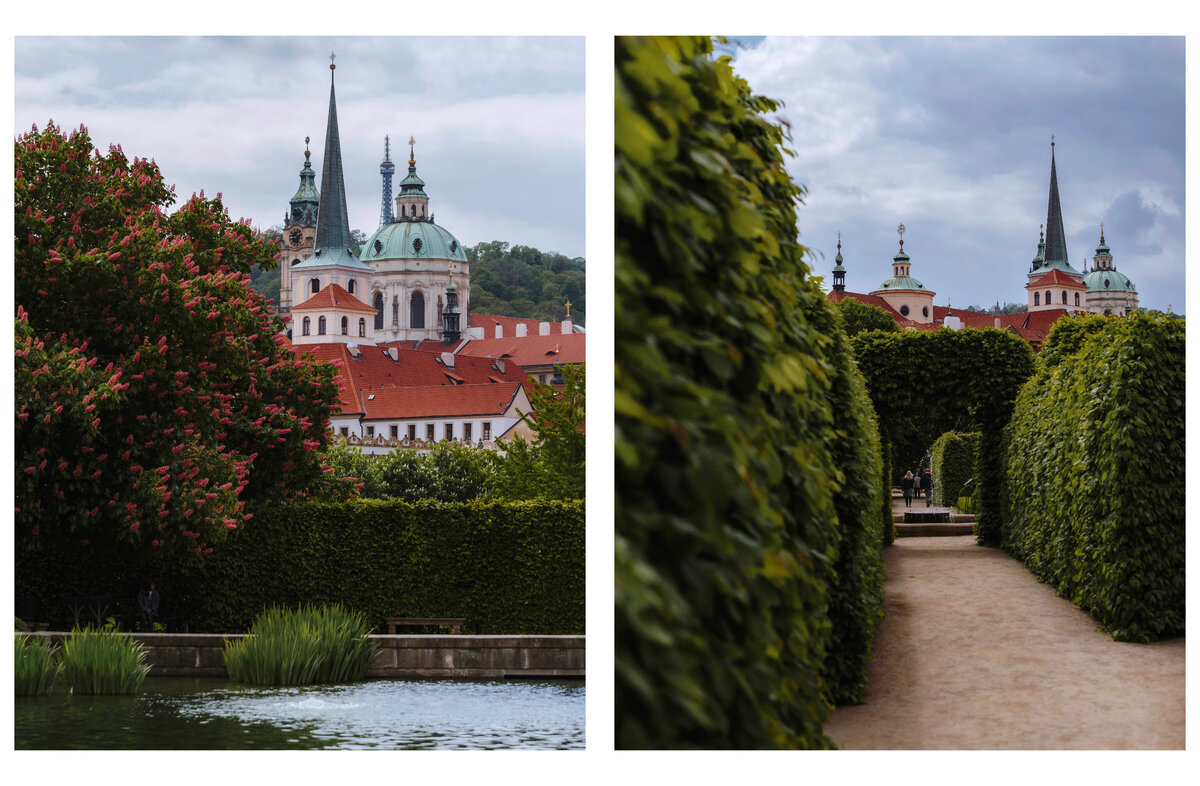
[15, 676, 585, 750]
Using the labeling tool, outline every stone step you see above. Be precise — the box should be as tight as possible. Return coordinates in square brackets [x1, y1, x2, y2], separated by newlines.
[895, 522, 975, 537]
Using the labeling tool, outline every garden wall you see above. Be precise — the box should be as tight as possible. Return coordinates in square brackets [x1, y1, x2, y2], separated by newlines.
[16, 499, 584, 636]
[1003, 312, 1184, 642]
[615, 35, 887, 749]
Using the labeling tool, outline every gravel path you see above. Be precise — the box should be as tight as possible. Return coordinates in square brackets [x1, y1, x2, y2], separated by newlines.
[824, 499, 1184, 749]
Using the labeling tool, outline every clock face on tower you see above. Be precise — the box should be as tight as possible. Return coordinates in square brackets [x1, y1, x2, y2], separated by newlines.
[289, 228, 303, 246]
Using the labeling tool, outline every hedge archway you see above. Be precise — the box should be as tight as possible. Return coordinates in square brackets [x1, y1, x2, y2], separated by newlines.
[850, 328, 1034, 545]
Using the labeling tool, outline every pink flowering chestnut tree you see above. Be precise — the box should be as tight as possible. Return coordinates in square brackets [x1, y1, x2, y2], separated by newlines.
[15, 121, 354, 557]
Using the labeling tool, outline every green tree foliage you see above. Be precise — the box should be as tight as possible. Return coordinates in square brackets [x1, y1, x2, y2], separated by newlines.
[492, 363, 586, 501]
[929, 431, 980, 506]
[616, 36, 886, 749]
[850, 328, 1035, 545]
[830, 297, 900, 337]
[1003, 312, 1184, 642]
[14, 122, 350, 562]
[467, 240, 586, 325]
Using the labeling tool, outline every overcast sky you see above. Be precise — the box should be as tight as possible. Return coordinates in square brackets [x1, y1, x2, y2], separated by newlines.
[729, 37, 1184, 313]
[14, 36, 585, 259]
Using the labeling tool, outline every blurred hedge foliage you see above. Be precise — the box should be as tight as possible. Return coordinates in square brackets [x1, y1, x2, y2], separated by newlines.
[850, 328, 1034, 545]
[615, 36, 887, 749]
[16, 499, 583, 635]
[1003, 312, 1184, 642]
[929, 431, 980, 507]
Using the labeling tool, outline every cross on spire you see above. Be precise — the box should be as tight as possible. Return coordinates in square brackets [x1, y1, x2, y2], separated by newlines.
[329, 51, 336, 69]
[409, 135, 416, 164]
[565, 298, 572, 317]
[897, 223, 906, 249]
[1051, 133, 1055, 147]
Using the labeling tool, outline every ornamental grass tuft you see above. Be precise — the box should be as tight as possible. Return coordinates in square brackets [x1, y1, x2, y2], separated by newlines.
[15, 635, 63, 696]
[223, 604, 379, 686]
[60, 627, 150, 695]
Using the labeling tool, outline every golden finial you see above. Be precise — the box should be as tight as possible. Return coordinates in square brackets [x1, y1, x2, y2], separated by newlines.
[304, 135, 310, 156]
[1100, 221, 1105, 241]
[409, 135, 416, 165]
[329, 51, 336, 70]
[564, 298, 572, 318]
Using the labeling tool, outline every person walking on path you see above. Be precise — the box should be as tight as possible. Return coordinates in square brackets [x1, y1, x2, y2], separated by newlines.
[902, 471, 915, 508]
[922, 470, 933, 507]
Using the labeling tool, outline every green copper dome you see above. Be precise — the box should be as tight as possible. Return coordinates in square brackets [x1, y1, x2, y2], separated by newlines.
[1095, 237, 1111, 256]
[877, 275, 927, 290]
[1083, 268, 1136, 293]
[360, 220, 468, 263]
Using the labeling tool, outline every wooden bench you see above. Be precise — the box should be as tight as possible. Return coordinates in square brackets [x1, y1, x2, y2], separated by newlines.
[384, 617, 465, 635]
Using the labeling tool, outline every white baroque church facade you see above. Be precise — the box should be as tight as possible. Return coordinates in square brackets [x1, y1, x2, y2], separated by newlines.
[275, 59, 469, 348]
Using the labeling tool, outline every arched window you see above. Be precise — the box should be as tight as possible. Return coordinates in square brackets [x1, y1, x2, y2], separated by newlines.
[1045, 290, 1051, 305]
[318, 316, 327, 335]
[310, 278, 320, 294]
[1075, 292, 1080, 306]
[340, 316, 348, 335]
[302, 316, 311, 335]
[373, 292, 384, 330]
[359, 318, 366, 337]
[1034, 292, 1040, 306]
[1061, 290, 1067, 305]
[410, 291, 425, 328]
[401, 205, 406, 217]
[899, 304, 910, 317]
[348, 280, 356, 295]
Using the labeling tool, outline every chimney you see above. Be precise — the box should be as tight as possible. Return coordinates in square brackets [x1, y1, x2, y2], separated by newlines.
[516, 323, 527, 337]
[994, 317, 1002, 329]
[441, 351, 455, 368]
[387, 347, 398, 362]
[467, 326, 484, 340]
[495, 324, 503, 338]
[562, 319, 573, 334]
[539, 322, 550, 336]
[496, 357, 505, 375]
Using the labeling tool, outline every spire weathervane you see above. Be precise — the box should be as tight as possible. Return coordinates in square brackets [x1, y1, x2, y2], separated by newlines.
[1051, 134, 1055, 148]
[409, 135, 416, 164]
[837, 231, 841, 251]
[897, 223, 906, 249]
[329, 51, 336, 70]
[565, 298, 572, 318]
[1100, 221, 1105, 240]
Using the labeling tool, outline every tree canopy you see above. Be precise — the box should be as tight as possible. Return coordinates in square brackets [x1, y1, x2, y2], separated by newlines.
[830, 297, 900, 336]
[467, 241, 585, 325]
[15, 121, 349, 558]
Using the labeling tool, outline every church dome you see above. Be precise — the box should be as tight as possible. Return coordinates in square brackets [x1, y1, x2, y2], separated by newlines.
[1083, 268, 1136, 293]
[360, 220, 469, 263]
[876, 275, 927, 290]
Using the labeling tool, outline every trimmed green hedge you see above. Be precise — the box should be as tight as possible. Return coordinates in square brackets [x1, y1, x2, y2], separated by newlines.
[1003, 312, 1183, 642]
[616, 36, 887, 749]
[850, 328, 1035, 546]
[16, 500, 583, 635]
[929, 431, 980, 507]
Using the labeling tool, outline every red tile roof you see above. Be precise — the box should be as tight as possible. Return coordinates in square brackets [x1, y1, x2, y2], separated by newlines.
[292, 283, 376, 313]
[457, 332, 586, 367]
[291, 342, 530, 415]
[361, 383, 523, 420]
[1026, 269, 1086, 289]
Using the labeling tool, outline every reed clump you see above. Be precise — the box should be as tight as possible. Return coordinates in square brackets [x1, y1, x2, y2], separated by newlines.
[15, 635, 63, 696]
[223, 604, 380, 686]
[60, 627, 150, 695]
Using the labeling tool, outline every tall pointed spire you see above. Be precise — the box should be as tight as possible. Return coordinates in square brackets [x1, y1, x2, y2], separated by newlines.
[311, 52, 359, 266]
[1043, 135, 1069, 267]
